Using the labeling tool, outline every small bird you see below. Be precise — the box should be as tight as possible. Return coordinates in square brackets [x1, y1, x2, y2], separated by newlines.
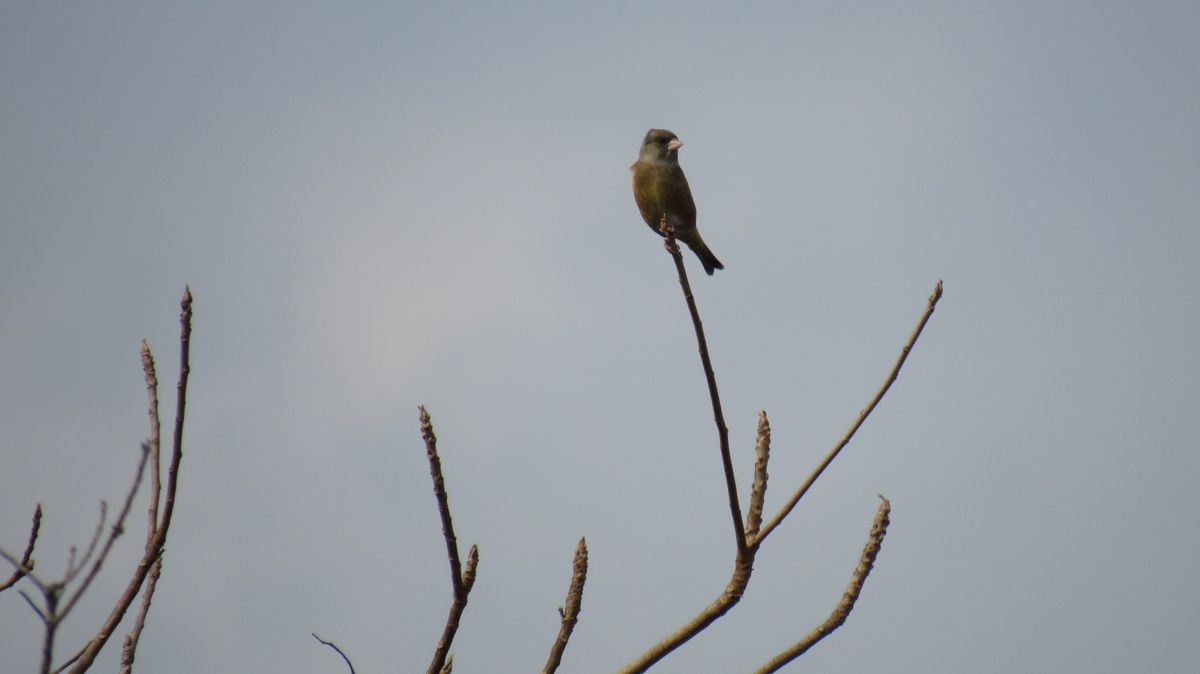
[630, 128, 724, 275]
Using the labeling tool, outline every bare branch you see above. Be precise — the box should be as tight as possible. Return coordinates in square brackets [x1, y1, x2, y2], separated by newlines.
[439, 655, 454, 674]
[67, 288, 194, 674]
[618, 554, 754, 674]
[63, 503, 107, 585]
[117, 551, 162, 674]
[18, 588, 47, 622]
[542, 537, 589, 674]
[660, 219, 747, 556]
[0, 504, 42, 592]
[312, 633, 357, 674]
[753, 280, 942, 547]
[752, 497, 892, 674]
[420, 406, 465, 592]
[59, 446, 149, 622]
[745, 411, 771, 540]
[49, 647, 83, 674]
[420, 406, 477, 674]
[141, 340, 162, 538]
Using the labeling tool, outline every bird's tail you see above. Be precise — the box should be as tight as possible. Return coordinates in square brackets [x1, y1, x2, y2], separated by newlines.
[688, 239, 724, 276]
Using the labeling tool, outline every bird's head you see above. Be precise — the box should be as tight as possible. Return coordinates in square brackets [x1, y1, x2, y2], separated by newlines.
[639, 128, 683, 162]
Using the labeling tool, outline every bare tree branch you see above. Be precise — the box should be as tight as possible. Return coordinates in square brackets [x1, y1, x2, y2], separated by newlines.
[745, 411, 771, 540]
[312, 633, 356, 674]
[542, 537, 589, 674]
[752, 280, 942, 547]
[659, 219, 748, 556]
[618, 555, 754, 674]
[420, 406, 478, 674]
[141, 340, 162, 539]
[67, 287, 194, 674]
[0, 504, 42, 592]
[63, 503, 107, 585]
[752, 497, 892, 674]
[58, 447, 149, 622]
[117, 552, 162, 674]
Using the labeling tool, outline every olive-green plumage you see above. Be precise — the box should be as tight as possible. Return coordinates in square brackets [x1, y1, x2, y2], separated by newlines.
[630, 128, 724, 275]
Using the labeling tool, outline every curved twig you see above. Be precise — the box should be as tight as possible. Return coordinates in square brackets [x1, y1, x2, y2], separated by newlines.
[312, 633, 357, 674]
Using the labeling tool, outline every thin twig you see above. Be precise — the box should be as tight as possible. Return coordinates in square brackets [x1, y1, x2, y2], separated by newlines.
[59, 447, 149, 621]
[745, 411, 771, 540]
[420, 406, 477, 674]
[63, 503, 107, 585]
[67, 288, 193, 674]
[752, 497, 892, 674]
[752, 280, 942, 547]
[660, 219, 747, 556]
[542, 537, 589, 674]
[141, 340, 162, 538]
[0, 504, 42, 592]
[312, 633, 357, 674]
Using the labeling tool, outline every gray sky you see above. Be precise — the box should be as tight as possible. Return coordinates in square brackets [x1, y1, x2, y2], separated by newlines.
[2, 2, 1198, 672]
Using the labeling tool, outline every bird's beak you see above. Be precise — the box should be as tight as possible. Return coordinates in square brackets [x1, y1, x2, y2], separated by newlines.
[667, 139, 683, 152]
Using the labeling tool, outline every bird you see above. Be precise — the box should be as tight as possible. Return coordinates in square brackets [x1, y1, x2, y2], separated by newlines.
[630, 128, 724, 275]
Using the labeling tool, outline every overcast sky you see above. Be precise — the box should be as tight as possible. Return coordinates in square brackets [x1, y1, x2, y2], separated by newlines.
[2, 2, 1198, 672]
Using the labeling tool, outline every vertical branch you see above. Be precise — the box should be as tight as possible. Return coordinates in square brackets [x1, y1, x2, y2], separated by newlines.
[751, 497, 892, 674]
[420, 407, 478, 674]
[745, 411, 771, 541]
[660, 220, 747, 557]
[542, 537, 589, 674]
[141, 340, 162, 538]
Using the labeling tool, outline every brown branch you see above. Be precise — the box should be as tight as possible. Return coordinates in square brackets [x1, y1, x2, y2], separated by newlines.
[67, 287, 193, 674]
[0, 504, 42, 592]
[420, 406, 478, 674]
[752, 280, 942, 547]
[752, 497, 892, 674]
[141, 340, 162, 538]
[63, 503, 107, 585]
[117, 552, 162, 674]
[745, 411, 771, 540]
[618, 554, 754, 674]
[119, 339, 170, 674]
[312, 633, 357, 674]
[58, 446, 149, 622]
[660, 219, 747, 556]
[542, 537, 589, 674]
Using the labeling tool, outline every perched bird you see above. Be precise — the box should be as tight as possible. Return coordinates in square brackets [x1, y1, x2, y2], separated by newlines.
[630, 128, 724, 275]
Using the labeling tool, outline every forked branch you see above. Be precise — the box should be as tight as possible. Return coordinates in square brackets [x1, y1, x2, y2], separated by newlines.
[420, 407, 479, 674]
